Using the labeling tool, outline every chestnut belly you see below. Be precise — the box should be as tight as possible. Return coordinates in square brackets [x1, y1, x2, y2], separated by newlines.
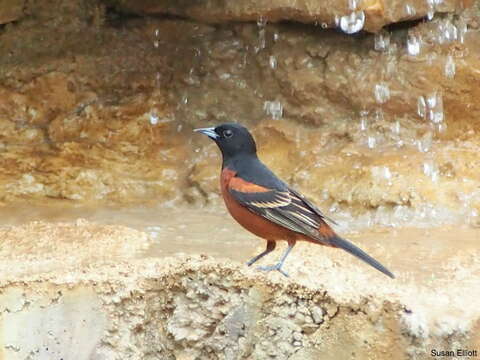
[221, 188, 298, 242]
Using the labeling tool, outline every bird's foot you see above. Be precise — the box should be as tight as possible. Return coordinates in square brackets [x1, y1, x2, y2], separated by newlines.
[246, 258, 256, 267]
[257, 263, 289, 277]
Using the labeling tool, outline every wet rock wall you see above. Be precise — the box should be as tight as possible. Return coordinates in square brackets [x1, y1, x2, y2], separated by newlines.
[0, 0, 479, 225]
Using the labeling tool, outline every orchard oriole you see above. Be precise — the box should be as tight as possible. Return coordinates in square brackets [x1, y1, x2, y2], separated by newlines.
[195, 123, 394, 278]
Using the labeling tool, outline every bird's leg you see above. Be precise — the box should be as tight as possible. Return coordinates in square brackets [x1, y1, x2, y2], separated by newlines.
[246, 241, 276, 266]
[258, 241, 295, 277]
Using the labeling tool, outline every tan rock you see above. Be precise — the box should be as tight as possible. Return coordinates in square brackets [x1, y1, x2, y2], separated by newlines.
[0, 0, 478, 222]
[107, 0, 471, 32]
[0, 221, 478, 358]
[0, 0, 25, 24]
[0, 86, 189, 202]
[0, 2, 479, 357]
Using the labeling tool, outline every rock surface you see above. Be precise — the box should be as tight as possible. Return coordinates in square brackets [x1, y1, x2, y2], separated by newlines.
[0, 220, 478, 359]
[106, 0, 471, 33]
[0, 0, 25, 24]
[0, 1, 479, 358]
[2, 1, 478, 223]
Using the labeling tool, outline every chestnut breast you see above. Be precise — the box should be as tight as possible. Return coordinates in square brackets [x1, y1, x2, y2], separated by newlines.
[220, 168, 296, 241]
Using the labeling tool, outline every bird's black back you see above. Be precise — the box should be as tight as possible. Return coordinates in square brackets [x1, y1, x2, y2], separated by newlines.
[225, 155, 288, 191]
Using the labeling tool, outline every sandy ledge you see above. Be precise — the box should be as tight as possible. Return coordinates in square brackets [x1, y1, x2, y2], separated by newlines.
[0, 221, 478, 359]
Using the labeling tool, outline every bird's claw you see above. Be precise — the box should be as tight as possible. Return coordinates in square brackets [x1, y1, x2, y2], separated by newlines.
[246, 259, 256, 267]
[257, 263, 289, 277]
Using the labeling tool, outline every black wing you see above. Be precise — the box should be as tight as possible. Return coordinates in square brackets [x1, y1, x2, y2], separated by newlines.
[288, 187, 338, 226]
[229, 186, 334, 245]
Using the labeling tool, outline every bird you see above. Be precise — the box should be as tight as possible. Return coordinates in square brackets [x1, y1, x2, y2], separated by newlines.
[194, 123, 394, 279]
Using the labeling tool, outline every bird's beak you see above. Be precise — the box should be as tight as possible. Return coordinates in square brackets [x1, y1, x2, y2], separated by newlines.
[194, 127, 219, 139]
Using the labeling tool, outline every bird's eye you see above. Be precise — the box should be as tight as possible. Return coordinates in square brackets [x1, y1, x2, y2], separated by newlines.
[223, 129, 233, 138]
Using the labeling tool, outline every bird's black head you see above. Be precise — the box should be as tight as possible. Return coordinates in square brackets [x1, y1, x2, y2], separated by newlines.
[194, 123, 257, 160]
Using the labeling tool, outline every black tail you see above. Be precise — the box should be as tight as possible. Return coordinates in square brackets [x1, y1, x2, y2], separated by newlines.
[330, 235, 395, 279]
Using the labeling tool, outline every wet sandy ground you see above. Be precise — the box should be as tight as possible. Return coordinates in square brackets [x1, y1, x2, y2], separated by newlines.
[0, 201, 478, 284]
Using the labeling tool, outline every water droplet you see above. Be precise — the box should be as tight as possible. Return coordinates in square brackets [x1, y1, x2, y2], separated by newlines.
[273, 32, 280, 42]
[417, 131, 432, 152]
[374, 83, 390, 104]
[456, 19, 467, 43]
[334, 15, 341, 27]
[185, 68, 198, 86]
[256, 17, 267, 52]
[468, 208, 479, 226]
[219, 73, 231, 80]
[322, 189, 329, 200]
[392, 120, 401, 134]
[329, 203, 339, 213]
[405, 4, 416, 16]
[385, 58, 397, 77]
[426, 93, 436, 109]
[236, 79, 247, 89]
[348, 0, 358, 10]
[374, 108, 385, 122]
[367, 136, 376, 149]
[406, 34, 421, 56]
[446, 23, 458, 42]
[154, 71, 161, 87]
[360, 117, 368, 131]
[153, 29, 160, 48]
[422, 158, 439, 182]
[437, 20, 458, 44]
[149, 112, 159, 125]
[426, 92, 443, 124]
[257, 16, 267, 27]
[340, 11, 365, 34]
[264, 100, 283, 120]
[384, 167, 392, 180]
[426, 8, 434, 21]
[294, 129, 301, 146]
[371, 166, 392, 181]
[269, 56, 277, 69]
[426, 0, 436, 20]
[417, 96, 426, 119]
[444, 55, 455, 79]
[359, 110, 369, 131]
[426, 52, 437, 66]
[321, 22, 328, 29]
[435, 122, 447, 133]
[374, 30, 390, 52]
